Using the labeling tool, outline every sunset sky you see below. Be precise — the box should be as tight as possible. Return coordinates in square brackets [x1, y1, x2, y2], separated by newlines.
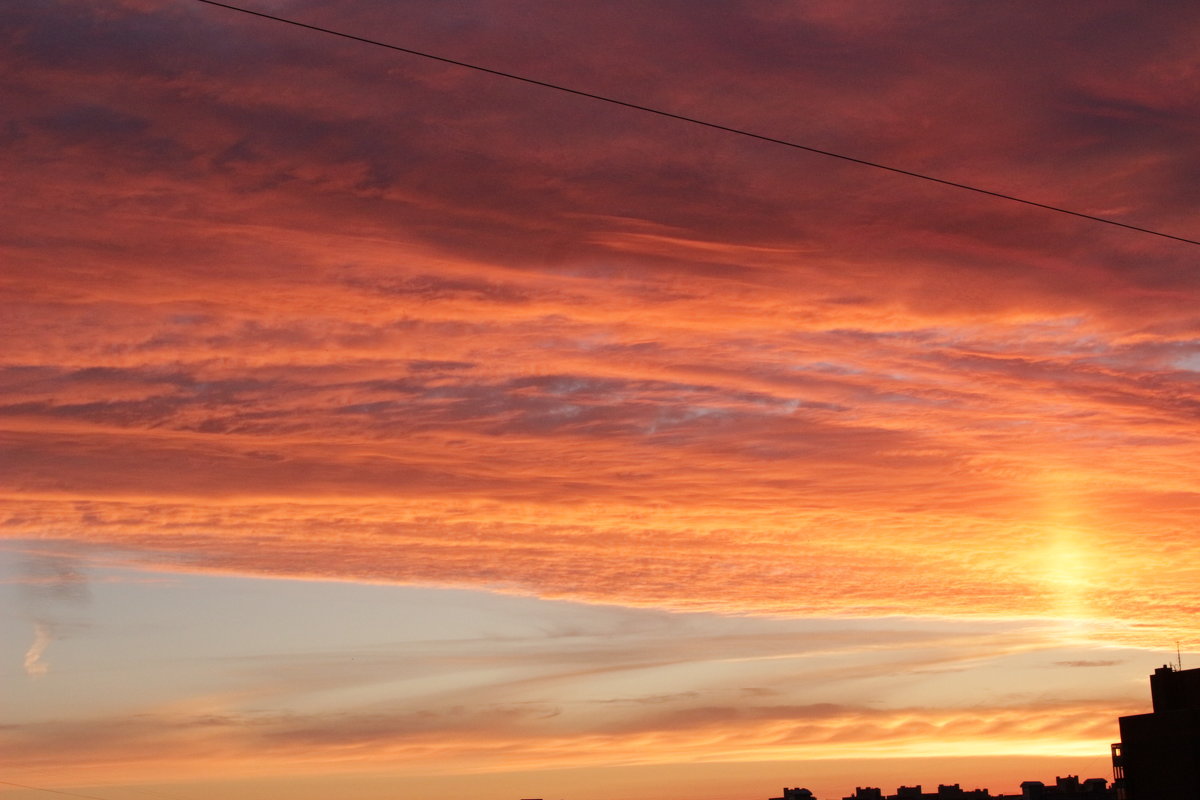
[4, 2, 1200, 799]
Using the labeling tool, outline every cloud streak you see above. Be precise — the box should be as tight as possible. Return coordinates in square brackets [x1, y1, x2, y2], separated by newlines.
[23, 622, 52, 678]
[0, 695, 1134, 784]
[10, 548, 92, 678]
[3, 11, 1200, 787]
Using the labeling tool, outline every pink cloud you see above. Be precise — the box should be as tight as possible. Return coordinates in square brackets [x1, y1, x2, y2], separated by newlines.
[4, 0, 1200, 644]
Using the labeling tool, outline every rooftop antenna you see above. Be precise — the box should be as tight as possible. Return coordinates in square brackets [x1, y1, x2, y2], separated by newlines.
[1178, 641, 1184, 671]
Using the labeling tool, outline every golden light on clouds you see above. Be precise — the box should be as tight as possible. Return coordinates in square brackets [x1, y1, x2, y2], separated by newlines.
[5, 1, 1200, 797]
[0, 694, 1135, 786]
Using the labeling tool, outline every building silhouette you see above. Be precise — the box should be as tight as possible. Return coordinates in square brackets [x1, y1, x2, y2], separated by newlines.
[834, 775, 1112, 800]
[772, 789, 815, 800]
[523, 666, 1200, 800]
[760, 665, 1200, 800]
[1112, 664, 1200, 799]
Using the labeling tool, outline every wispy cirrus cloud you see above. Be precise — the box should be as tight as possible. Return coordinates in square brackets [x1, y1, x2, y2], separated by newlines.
[9, 549, 92, 679]
[0, 696, 1133, 783]
[4, 2, 1200, 643]
[22, 622, 53, 678]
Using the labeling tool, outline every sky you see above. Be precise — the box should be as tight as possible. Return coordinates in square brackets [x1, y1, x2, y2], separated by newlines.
[3, 1, 1200, 798]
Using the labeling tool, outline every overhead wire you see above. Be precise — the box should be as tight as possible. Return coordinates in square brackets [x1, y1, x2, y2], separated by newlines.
[0, 780, 198, 800]
[193, 0, 1196, 248]
[0, 780, 118, 800]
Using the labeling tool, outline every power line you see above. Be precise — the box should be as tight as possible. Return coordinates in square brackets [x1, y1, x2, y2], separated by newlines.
[193, 0, 1200, 248]
[0, 780, 117, 800]
[0, 779, 198, 800]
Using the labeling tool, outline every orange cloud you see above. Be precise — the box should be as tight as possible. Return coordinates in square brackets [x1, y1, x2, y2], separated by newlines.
[5, 1, 1200, 649]
[0, 696, 1134, 788]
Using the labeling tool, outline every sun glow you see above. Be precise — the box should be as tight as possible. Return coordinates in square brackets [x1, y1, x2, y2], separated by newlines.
[4, 1, 1200, 798]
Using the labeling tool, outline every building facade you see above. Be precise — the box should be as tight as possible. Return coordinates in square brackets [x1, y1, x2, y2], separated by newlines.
[1113, 664, 1200, 800]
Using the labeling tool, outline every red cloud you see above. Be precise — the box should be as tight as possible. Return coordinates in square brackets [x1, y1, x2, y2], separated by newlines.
[4, 1, 1200, 644]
